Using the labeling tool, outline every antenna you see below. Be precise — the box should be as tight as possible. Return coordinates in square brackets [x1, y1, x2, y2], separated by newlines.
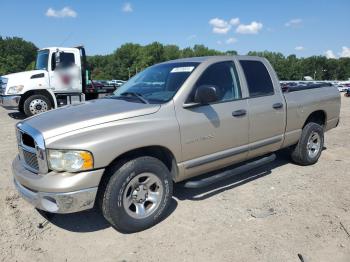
[59, 32, 73, 46]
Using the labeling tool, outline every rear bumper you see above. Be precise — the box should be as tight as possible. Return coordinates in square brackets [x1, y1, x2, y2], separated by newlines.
[12, 156, 105, 213]
[0, 95, 21, 109]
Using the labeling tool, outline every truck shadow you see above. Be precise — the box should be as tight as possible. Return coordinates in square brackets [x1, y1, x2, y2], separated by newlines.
[8, 112, 26, 120]
[39, 152, 291, 233]
[38, 199, 178, 233]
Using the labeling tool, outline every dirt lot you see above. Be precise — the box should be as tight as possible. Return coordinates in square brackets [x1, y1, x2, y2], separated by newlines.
[0, 97, 349, 262]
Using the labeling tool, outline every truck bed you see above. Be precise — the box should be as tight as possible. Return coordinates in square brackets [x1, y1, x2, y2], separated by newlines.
[282, 85, 340, 148]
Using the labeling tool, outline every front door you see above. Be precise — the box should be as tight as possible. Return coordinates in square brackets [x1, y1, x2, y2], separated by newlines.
[49, 51, 82, 93]
[175, 61, 249, 178]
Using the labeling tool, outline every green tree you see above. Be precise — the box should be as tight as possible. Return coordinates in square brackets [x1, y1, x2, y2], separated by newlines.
[163, 45, 181, 61]
[0, 36, 37, 75]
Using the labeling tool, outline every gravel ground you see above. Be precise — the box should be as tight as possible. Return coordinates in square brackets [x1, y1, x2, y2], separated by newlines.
[0, 97, 349, 262]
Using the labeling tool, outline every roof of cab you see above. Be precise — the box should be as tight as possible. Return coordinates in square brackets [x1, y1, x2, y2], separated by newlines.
[38, 47, 78, 51]
[161, 55, 262, 64]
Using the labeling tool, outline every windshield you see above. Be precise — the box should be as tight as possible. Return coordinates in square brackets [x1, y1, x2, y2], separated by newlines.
[35, 50, 49, 70]
[112, 62, 199, 104]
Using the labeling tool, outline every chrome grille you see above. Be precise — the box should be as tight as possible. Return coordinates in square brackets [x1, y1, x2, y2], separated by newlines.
[21, 148, 39, 170]
[17, 130, 40, 173]
[16, 123, 48, 174]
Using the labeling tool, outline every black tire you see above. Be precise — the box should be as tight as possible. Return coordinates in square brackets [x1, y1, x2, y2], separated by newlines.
[100, 156, 173, 233]
[18, 104, 24, 114]
[23, 94, 52, 117]
[291, 122, 324, 165]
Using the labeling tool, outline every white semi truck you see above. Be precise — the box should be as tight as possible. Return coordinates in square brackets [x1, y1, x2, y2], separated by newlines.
[0, 46, 115, 116]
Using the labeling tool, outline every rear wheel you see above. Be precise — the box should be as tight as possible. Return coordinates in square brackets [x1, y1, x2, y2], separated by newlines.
[100, 156, 173, 233]
[23, 94, 52, 117]
[291, 122, 324, 165]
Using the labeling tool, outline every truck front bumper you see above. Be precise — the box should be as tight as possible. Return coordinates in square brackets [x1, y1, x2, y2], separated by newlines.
[0, 95, 21, 109]
[12, 156, 105, 214]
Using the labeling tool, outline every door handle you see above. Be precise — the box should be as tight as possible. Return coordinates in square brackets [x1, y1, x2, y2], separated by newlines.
[232, 109, 247, 117]
[272, 103, 283, 109]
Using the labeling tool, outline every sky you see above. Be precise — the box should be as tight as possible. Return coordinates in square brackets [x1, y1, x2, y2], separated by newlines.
[0, 0, 349, 58]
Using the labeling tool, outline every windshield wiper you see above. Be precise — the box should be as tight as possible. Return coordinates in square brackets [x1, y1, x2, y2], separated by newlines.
[118, 92, 149, 104]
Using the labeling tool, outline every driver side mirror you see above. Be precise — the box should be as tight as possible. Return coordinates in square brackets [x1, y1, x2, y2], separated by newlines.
[194, 85, 219, 104]
[51, 51, 61, 71]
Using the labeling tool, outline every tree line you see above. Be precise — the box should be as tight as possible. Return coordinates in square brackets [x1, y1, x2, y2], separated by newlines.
[1, 36, 350, 81]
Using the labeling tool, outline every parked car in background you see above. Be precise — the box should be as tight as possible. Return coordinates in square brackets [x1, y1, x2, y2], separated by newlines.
[109, 79, 126, 87]
[336, 84, 348, 92]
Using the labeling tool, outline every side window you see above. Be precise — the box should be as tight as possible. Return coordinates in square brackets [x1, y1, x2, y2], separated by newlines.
[60, 53, 75, 66]
[190, 61, 242, 103]
[239, 60, 274, 97]
[51, 52, 76, 70]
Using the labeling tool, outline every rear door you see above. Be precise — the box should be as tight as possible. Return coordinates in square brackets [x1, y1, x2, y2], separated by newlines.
[238, 58, 286, 158]
[176, 60, 249, 178]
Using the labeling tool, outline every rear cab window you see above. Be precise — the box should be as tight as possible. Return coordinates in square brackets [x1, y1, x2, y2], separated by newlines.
[239, 60, 274, 97]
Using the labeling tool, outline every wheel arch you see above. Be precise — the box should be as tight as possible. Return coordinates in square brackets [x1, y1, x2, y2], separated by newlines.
[101, 145, 179, 183]
[303, 110, 327, 128]
[19, 89, 56, 111]
[96, 145, 179, 209]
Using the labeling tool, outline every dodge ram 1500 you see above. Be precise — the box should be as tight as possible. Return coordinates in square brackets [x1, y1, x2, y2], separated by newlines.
[12, 56, 340, 233]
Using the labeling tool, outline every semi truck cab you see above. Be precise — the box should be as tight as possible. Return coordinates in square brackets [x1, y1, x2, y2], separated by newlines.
[0, 46, 109, 116]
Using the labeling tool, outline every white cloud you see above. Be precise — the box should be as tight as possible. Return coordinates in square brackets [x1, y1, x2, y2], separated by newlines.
[209, 17, 240, 35]
[295, 46, 305, 51]
[209, 18, 231, 34]
[236, 21, 263, 34]
[209, 18, 229, 28]
[122, 2, 133, 12]
[339, 46, 350, 58]
[217, 40, 223, 45]
[285, 18, 302, 27]
[209, 17, 262, 35]
[45, 7, 77, 18]
[213, 27, 231, 34]
[324, 47, 350, 59]
[229, 18, 240, 26]
[325, 50, 337, 59]
[226, 37, 237, 44]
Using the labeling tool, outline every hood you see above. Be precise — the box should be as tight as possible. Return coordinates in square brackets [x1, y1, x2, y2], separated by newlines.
[4, 70, 47, 86]
[23, 98, 161, 139]
[4, 70, 46, 80]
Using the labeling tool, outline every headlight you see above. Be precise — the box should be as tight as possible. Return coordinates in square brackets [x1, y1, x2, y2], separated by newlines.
[7, 85, 24, 94]
[47, 149, 94, 172]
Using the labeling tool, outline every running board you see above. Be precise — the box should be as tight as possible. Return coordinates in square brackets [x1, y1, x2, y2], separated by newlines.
[183, 154, 276, 188]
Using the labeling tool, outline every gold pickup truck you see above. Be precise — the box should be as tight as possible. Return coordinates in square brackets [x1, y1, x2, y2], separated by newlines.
[12, 56, 340, 233]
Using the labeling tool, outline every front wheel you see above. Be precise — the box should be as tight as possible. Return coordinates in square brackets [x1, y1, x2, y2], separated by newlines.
[100, 156, 173, 233]
[23, 94, 52, 117]
[291, 122, 324, 165]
